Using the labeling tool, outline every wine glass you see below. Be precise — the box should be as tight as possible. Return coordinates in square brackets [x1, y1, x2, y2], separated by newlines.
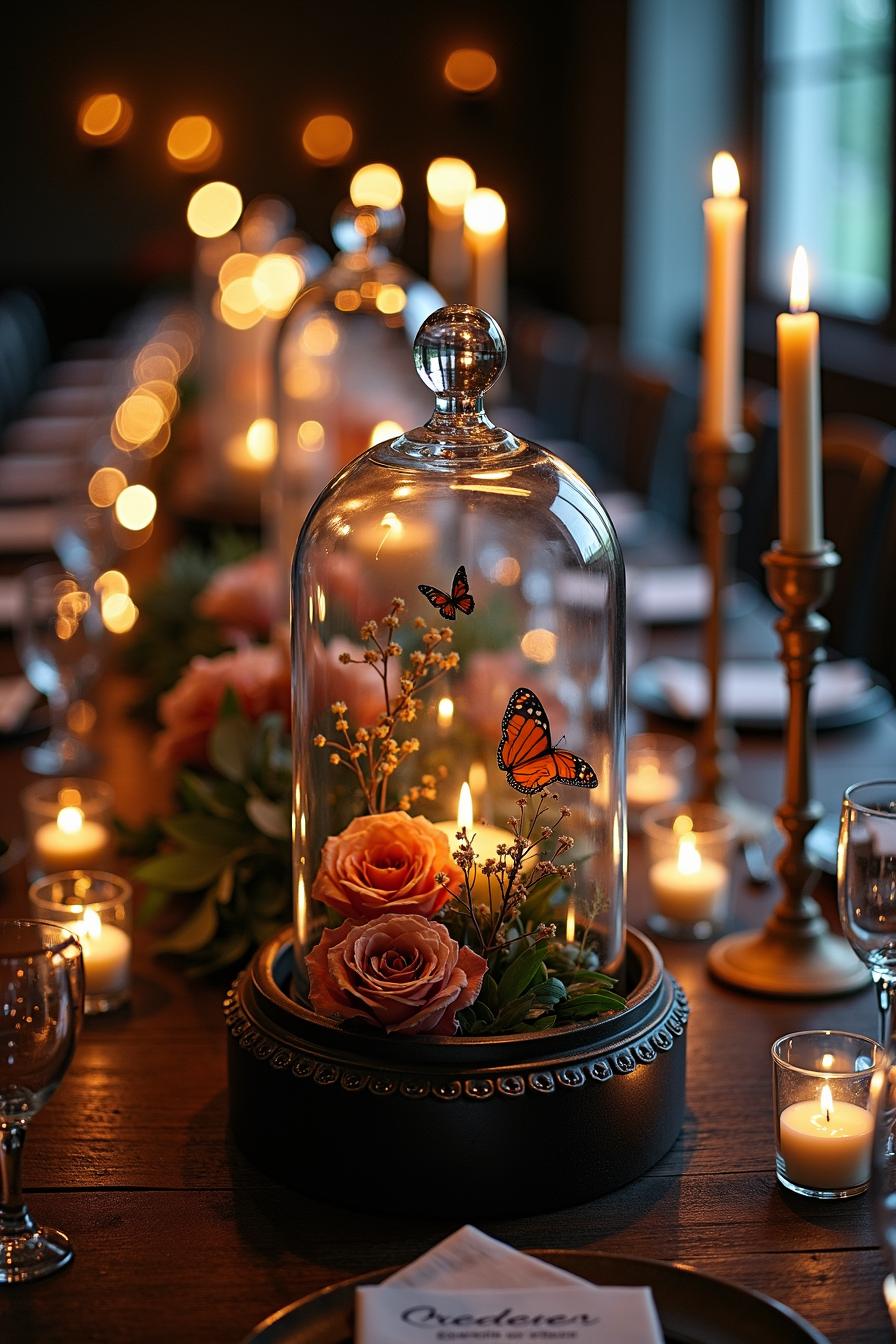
[15, 561, 100, 774]
[0, 919, 84, 1283]
[837, 780, 896, 1047]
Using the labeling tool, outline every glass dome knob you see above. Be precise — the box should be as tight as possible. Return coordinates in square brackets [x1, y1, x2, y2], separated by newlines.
[414, 305, 506, 404]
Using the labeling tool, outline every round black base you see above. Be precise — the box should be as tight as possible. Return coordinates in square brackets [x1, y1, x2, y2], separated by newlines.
[225, 927, 687, 1218]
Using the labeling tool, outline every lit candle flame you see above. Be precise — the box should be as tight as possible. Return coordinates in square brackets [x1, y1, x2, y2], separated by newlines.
[82, 907, 102, 941]
[820, 1083, 834, 1123]
[711, 151, 740, 200]
[57, 806, 85, 836]
[375, 511, 404, 559]
[790, 245, 810, 313]
[457, 781, 474, 834]
[437, 697, 454, 730]
[565, 901, 576, 944]
[672, 813, 694, 837]
[677, 835, 702, 877]
[821, 1052, 835, 1070]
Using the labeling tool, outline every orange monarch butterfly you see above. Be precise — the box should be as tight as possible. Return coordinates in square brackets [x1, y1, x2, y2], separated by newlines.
[417, 565, 475, 621]
[497, 687, 598, 795]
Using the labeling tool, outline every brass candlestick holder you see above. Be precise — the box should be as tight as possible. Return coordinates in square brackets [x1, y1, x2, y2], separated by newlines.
[689, 427, 769, 838]
[708, 541, 868, 996]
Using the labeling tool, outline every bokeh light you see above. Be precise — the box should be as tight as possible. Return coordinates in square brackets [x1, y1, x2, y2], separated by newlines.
[166, 115, 222, 171]
[350, 163, 403, 210]
[245, 418, 277, 465]
[300, 315, 340, 356]
[114, 484, 157, 531]
[101, 592, 139, 634]
[95, 570, 129, 597]
[464, 187, 507, 236]
[520, 628, 557, 664]
[298, 420, 326, 452]
[375, 283, 407, 315]
[301, 114, 354, 166]
[444, 49, 498, 94]
[426, 158, 476, 210]
[114, 389, 167, 447]
[369, 420, 403, 446]
[252, 254, 303, 314]
[88, 467, 128, 508]
[77, 93, 133, 146]
[187, 182, 243, 238]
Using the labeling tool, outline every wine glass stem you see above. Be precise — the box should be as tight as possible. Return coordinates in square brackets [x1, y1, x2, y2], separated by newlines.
[875, 975, 896, 1051]
[0, 1122, 34, 1238]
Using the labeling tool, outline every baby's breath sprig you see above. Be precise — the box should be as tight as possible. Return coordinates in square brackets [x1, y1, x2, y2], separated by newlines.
[313, 597, 461, 813]
[436, 790, 573, 955]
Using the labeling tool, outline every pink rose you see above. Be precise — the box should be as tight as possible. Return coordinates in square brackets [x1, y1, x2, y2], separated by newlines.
[312, 812, 463, 920]
[196, 551, 279, 637]
[153, 642, 290, 767]
[313, 634, 392, 730]
[306, 914, 486, 1035]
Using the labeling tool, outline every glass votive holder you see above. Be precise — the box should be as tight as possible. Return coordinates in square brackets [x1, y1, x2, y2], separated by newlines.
[772, 1030, 884, 1199]
[643, 801, 735, 940]
[28, 871, 132, 1015]
[22, 778, 115, 881]
[626, 733, 695, 830]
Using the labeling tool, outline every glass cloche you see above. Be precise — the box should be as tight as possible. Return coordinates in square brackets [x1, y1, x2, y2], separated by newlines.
[291, 306, 627, 1029]
[271, 200, 441, 604]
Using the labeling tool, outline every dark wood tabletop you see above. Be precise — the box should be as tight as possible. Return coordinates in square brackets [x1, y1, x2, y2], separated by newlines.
[1, 600, 895, 1344]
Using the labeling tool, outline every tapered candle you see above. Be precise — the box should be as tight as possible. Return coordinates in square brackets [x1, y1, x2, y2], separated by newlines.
[464, 188, 507, 327]
[427, 158, 476, 302]
[700, 152, 747, 439]
[777, 246, 824, 553]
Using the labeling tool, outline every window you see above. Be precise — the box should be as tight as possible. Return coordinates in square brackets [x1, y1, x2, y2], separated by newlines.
[760, 0, 893, 320]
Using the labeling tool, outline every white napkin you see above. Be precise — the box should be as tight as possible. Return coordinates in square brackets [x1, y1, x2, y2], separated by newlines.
[653, 656, 871, 721]
[629, 565, 710, 624]
[0, 677, 38, 733]
[355, 1227, 663, 1343]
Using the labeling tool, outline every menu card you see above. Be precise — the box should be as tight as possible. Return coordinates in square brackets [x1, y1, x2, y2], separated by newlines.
[355, 1227, 662, 1343]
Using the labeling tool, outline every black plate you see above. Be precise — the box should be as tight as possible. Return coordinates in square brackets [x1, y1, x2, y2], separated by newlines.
[630, 658, 893, 733]
[243, 1251, 829, 1344]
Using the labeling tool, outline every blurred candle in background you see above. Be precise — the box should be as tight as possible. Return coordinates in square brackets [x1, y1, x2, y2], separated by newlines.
[427, 157, 476, 302]
[700, 152, 746, 439]
[464, 188, 507, 327]
[776, 246, 824, 553]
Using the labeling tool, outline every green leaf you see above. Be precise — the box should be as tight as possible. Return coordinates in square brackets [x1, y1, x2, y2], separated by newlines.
[185, 931, 251, 977]
[530, 1014, 558, 1031]
[496, 940, 549, 1006]
[480, 973, 499, 1014]
[137, 887, 172, 925]
[153, 889, 219, 956]
[136, 848, 229, 892]
[179, 771, 246, 819]
[209, 713, 254, 783]
[162, 814, 247, 851]
[567, 970, 618, 989]
[246, 795, 291, 840]
[557, 991, 627, 1020]
[519, 872, 565, 925]
[533, 977, 568, 1006]
[489, 994, 536, 1032]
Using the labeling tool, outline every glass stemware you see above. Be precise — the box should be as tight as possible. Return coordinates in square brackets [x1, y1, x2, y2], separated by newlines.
[0, 919, 84, 1283]
[837, 780, 896, 1047]
[14, 561, 99, 774]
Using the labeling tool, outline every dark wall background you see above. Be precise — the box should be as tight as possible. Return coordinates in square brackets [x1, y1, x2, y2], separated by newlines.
[4, 0, 629, 342]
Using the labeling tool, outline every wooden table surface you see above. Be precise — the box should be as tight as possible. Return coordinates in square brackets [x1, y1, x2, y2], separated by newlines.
[1, 600, 895, 1343]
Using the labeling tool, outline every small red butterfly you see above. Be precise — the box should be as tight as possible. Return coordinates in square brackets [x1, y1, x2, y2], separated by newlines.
[417, 565, 475, 621]
[497, 687, 598, 795]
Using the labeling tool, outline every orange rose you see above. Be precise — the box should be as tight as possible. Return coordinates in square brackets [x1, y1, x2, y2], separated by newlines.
[152, 642, 290, 768]
[306, 914, 486, 1035]
[312, 812, 462, 920]
[196, 551, 279, 637]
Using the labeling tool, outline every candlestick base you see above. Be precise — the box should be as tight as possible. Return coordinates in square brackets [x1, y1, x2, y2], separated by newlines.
[708, 920, 869, 998]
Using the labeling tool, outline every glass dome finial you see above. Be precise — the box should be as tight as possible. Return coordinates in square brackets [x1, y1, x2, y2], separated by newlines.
[413, 305, 506, 409]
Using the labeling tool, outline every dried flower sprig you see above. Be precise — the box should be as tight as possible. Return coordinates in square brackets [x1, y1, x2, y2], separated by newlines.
[313, 597, 460, 813]
[436, 791, 574, 955]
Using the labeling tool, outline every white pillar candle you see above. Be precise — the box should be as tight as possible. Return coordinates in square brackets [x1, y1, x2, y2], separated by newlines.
[427, 158, 476, 303]
[700, 152, 747, 439]
[779, 1084, 873, 1191]
[649, 833, 727, 923]
[776, 246, 824, 553]
[34, 806, 111, 871]
[464, 188, 507, 327]
[626, 760, 679, 810]
[435, 782, 534, 902]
